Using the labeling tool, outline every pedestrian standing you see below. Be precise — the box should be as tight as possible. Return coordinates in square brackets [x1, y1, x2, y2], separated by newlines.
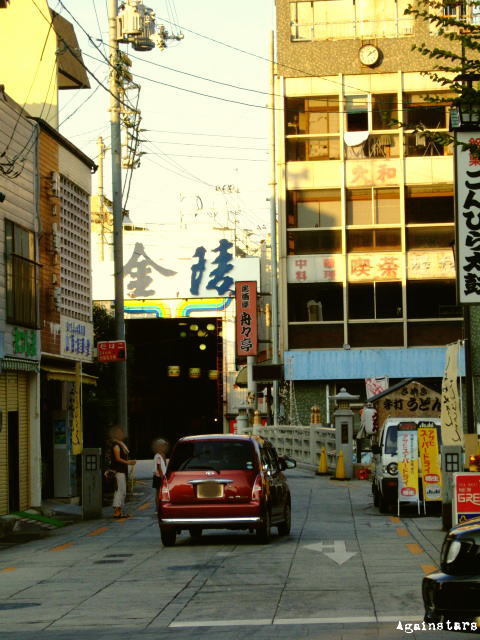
[109, 425, 136, 518]
[152, 438, 169, 513]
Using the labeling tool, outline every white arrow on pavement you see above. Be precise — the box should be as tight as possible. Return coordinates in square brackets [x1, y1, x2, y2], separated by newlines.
[304, 540, 357, 565]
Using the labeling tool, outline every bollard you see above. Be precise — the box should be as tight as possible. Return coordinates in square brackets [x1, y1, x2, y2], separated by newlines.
[332, 450, 348, 481]
[315, 447, 329, 476]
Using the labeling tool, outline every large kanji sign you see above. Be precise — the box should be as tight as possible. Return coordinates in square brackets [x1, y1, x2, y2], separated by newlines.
[456, 131, 480, 304]
[453, 473, 480, 524]
[235, 281, 258, 357]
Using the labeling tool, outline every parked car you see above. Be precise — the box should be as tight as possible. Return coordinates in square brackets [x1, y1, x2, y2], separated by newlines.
[423, 517, 480, 628]
[157, 434, 296, 547]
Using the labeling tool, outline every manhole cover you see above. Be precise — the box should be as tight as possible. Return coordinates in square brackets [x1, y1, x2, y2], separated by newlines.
[0, 603, 41, 610]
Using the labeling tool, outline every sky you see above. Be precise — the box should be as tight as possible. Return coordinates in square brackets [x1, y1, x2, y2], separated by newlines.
[55, 0, 274, 237]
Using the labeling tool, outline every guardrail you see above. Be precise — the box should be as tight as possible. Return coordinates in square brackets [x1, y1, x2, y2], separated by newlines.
[243, 425, 337, 471]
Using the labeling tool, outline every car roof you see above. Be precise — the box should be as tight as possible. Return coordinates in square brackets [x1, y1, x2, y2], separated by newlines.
[177, 434, 265, 444]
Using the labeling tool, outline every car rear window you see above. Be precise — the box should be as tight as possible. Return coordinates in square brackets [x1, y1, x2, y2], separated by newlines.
[169, 440, 257, 472]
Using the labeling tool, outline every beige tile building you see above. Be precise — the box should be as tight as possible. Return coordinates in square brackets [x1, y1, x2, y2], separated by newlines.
[275, 0, 467, 420]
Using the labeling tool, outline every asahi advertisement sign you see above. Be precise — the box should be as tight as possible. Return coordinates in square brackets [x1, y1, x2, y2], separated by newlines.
[456, 131, 480, 304]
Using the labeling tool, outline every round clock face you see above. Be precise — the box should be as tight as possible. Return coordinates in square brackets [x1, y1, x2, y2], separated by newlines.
[359, 44, 380, 67]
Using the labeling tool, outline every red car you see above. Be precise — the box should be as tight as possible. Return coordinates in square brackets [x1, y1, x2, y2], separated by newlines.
[157, 434, 296, 547]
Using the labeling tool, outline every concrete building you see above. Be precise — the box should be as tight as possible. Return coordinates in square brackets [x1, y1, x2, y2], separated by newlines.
[0, 90, 41, 515]
[275, 0, 467, 423]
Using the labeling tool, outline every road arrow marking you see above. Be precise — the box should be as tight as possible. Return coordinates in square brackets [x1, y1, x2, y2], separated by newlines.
[304, 540, 357, 565]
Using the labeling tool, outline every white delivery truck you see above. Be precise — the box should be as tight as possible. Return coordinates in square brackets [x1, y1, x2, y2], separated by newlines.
[368, 379, 442, 513]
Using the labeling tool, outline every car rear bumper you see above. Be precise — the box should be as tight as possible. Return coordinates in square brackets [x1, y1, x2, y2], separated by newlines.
[423, 572, 480, 623]
[160, 516, 261, 526]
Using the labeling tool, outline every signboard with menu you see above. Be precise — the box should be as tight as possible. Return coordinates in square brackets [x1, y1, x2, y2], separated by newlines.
[453, 472, 480, 524]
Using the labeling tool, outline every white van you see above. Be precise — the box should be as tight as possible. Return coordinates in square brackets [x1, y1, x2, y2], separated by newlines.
[371, 417, 441, 513]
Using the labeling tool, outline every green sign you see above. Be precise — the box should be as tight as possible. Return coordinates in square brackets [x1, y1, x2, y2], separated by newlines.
[12, 327, 37, 358]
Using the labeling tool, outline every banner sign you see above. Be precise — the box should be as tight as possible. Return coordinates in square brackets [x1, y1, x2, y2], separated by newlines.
[418, 426, 442, 502]
[456, 130, 480, 304]
[287, 254, 344, 283]
[60, 315, 94, 362]
[365, 376, 389, 398]
[97, 340, 126, 363]
[453, 472, 480, 524]
[398, 428, 419, 503]
[235, 281, 258, 357]
[441, 342, 463, 446]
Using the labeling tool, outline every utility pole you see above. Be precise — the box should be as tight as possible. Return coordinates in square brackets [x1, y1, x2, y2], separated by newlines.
[108, 0, 128, 435]
[96, 136, 107, 261]
[269, 30, 280, 425]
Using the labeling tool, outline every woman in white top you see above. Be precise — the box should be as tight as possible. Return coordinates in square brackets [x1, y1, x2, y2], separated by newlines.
[152, 438, 169, 513]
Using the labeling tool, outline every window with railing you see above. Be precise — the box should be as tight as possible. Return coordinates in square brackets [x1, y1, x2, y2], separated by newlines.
[5, 219, 38, 328]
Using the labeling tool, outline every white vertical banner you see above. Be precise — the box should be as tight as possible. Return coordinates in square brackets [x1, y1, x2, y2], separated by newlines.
[398, 429, 419, 505]
[441, 342, 463, 447]
[456, 131, 480, 304]
[365, 377, 389, 398]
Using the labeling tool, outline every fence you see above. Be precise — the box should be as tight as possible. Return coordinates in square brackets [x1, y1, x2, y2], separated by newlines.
[243, 425, 337, 471]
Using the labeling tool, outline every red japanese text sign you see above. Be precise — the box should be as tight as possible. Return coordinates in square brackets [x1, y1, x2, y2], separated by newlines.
[235, 281, 258, 357]
[453, 473, 480, 524]
[97, 340, 127, 362]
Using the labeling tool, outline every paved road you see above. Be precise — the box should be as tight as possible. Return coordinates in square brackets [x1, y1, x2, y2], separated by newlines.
[0, 468, 466, 639]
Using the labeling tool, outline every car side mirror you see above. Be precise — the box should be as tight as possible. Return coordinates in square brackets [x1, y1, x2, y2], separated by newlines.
[280, 456, 296, 470]
[371, 443, 381, 455]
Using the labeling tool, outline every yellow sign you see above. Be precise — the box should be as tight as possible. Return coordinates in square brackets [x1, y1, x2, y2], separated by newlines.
[71, 362, 83, 455]
[418, 427, 442, 502]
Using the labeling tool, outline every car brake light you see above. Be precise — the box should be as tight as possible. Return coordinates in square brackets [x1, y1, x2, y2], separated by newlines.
[160, 481, 170, 502]
[252, 475, 263, 501]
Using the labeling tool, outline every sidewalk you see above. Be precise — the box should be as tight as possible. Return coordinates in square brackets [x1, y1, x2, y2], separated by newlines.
[0, 460, 153, 546]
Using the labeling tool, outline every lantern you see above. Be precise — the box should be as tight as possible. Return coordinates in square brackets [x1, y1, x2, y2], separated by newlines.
[189, 367, 201, 379]
[167, 365, 181, 378]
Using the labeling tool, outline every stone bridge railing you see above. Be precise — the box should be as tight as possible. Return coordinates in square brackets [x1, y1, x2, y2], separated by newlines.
[243, 425, 337, 471]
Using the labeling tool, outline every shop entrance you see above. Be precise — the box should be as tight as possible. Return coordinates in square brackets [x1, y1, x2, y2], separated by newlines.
[8, 411, 20, 512]
[126, 317, 223, 458]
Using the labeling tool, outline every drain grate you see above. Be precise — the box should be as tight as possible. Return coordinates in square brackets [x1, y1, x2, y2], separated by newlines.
[0, 602, 41, 610]
[104, 554, 133, 558]
[94, 559, 125, 564]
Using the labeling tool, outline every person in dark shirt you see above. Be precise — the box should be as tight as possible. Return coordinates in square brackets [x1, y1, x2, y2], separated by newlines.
[109, 425, 136, 518]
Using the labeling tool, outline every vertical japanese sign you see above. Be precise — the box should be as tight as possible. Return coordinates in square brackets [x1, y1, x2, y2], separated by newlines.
[398, 428, 419, 503]
[440, 342, 463, 446]
[456, 131, 480, 303]
[71, 362, 83, 455]
[453, 472, 480, 524]
[418, 426, 442, 502]
[235, 281, 258, 356]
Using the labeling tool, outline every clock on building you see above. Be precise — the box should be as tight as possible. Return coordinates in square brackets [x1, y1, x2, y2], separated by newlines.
[359, 44, 380, 67]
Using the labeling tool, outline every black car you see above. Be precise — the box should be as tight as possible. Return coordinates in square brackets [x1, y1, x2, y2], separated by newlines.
[423, 516, 480, 630]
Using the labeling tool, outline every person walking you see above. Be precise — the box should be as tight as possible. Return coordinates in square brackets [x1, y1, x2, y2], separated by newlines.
[152, 438, 169, 513]
[109, 426, 136, 518]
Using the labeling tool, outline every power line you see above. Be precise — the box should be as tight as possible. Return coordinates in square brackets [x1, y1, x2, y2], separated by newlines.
[145, 128, 267, 140]
[148, 139, 268, 151]
[146, 150, 268, 162]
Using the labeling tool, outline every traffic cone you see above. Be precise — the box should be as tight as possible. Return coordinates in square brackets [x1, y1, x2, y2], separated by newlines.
[332, 450, 347, 481]
[315, 447, 329, 476]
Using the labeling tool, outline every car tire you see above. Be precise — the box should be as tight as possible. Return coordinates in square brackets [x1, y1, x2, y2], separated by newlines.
[189, 527, 203, 539]
[160, 528, 176, 547]
[277, 502, 291, 536]
[256, 510, 271, 544]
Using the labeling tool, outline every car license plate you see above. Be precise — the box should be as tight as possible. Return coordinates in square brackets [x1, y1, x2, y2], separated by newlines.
[197, 482, 224, 499]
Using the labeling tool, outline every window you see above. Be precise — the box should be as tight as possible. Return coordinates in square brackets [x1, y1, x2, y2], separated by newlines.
[285, 97, 339, 135]
[406, 227, 454, 250]
[288, 190, 342, 228]
[372, 94, 398, 130]
[347, 188, 400, 225]
[346, 95, 368, 131]
[404, 133, 453, 156]
[289, 324, 344, 348]
[286, 137, 340, 161]
[348, 282, 402, 319]
[5, 220, 38, 328]
[405, 186, 454, 224]
[404, 93, 451, 129]
[408, 321, 462, 346]
[347, 228, 401, 252]
[407, 280, 459, 318]
[169, 439, 257, 472]
[288, 283, 344, 321]
[288, 229, 342, 254]
[348, 322, 404, 347]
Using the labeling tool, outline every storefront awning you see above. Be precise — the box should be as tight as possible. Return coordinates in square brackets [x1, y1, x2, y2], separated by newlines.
[41, 365, 97, 385]
[1, 357, 40, 373]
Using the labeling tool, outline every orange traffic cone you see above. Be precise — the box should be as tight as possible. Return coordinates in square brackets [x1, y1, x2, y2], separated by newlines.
[332, 450, 347, 481]
[316, 447, 329, 476]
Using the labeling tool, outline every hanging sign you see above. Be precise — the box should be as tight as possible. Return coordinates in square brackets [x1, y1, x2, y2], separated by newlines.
[440, 342, 463, 446]
[235, 281, 258, 357]
[97, 340, 126, 363]
[455, 131, 480, 304]
[398, 427, 419, 503]
[418, 426, 442, 502]
[453, 472, 480, 524]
